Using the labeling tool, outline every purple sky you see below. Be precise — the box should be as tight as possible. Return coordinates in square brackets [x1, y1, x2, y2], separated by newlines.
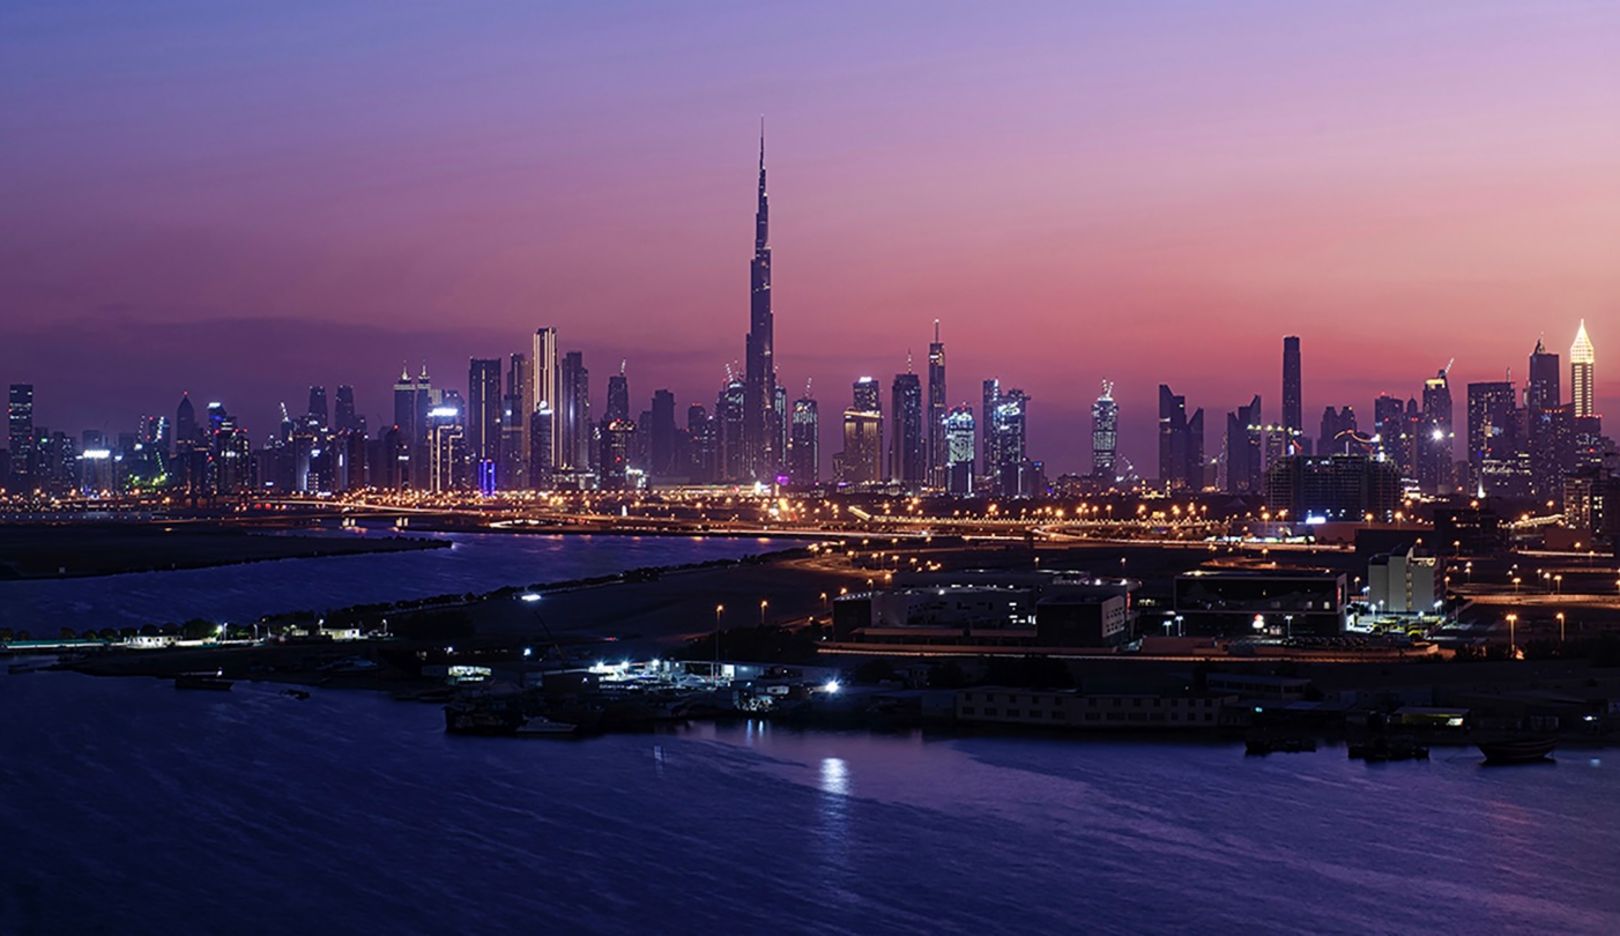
[2, 0, 1618, 473]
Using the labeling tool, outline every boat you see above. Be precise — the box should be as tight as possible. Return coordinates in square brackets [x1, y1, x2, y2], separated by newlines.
[1477, 737, 1556, 764]
[174, 673, 233, 691]
[515, 715, 579, 737]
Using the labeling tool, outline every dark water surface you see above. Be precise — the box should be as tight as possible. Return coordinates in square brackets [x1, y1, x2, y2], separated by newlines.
[3, 666, 1618, 935]
[0, 530, 796, 630]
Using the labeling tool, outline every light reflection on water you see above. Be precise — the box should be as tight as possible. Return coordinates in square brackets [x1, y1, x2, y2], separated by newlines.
[1, 671, 1619, 934]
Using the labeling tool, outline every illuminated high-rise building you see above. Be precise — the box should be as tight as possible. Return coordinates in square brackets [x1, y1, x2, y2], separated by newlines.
[889, 370, 925, 486]
[944, 405, 976, 496]
[1373, 394, 1411, 475]
[175, 392, 197, 454]
[788, 394, 819, 487]
[1419, 363, 1454, 493]
[1523, 338, 1568, 501]
[392, 365, 433, 488]
[989, 389, 1029, 497]
[8, 384, 35, 486]
[1282, 336, 1303, 447]
[532, 327, 561, 474]
[606, 362, 629, 423]
[743, 124, 780, 480]
[1466, 379, 1517, 492]
[688, 403, 717, 483]
[1571, 319, 1595, 418]
[838, 377, 883, 486]
[1091, 381, 1117, 482]
[981, 378, 1000, 488]
[926, 321, 946, 489]
[501, 352, 529, 489]
[560, 351, 590, 473]
[306, 386, 328, 431]
[467, 358, 502, 487]
[716, 376, 746, 482]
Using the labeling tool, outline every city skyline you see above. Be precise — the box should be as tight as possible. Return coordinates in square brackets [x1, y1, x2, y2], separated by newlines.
[3, 1, 1619, 474]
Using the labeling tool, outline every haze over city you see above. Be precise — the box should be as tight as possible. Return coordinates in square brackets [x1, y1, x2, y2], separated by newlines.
[3, 0, 1617, 472]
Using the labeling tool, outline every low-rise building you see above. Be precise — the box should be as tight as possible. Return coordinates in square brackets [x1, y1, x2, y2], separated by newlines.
[1173, 569, 1346, 636]
[1367, 547, 1438, 616]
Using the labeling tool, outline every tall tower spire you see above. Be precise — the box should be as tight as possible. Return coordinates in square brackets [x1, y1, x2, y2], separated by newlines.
[743, 119, 778, 481]
[1572, 318, 1596, 418]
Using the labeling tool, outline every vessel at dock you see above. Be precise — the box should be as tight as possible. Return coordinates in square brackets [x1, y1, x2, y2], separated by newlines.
[1476, 737, 1556, 764]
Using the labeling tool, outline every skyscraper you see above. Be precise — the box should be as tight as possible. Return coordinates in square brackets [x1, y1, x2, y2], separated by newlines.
[788, 395, 819, 487]
[688, 403, 717, 482]
[606, 362, 630, 424]
[560, 351, 590, 473]
[990, 389, 1029, 497]
[1466, 379, 1517, 492]
[306, 386, 329, 431]
[1158, 384, 1204, 491]
[8, 384, 35, 486]
[743, 124, 780, 481]
[502, 352, 529, 489]
[889, 371, 925, 486]
[1373, 394, 1410, 475]
[1523, 339, 1565, 500]
[1282, 336, 1302, 449]
[1226, 395, 1263, 493]
[926, 321, 946, 489]
[716, 376, 746, 482]
[1571, 320, 1595, 418]
[333, 385, 358, 434]
[650, 389, 677, 477]
[467, 358, 502, 486]
[532, 327, 560, 474]
[174, 391, 197, 456]
[981, 378, 1000, 488]
[944, 406, 976, 496]
[1091, 381, 1117, 483]
[1317, 406, 1356, 455]
[392, 365, 432, 488]
[839, 378, 883, 486]
[1419, 363, 1454, 494]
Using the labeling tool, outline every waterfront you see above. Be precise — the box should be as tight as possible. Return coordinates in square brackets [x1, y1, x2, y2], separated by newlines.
[0, 529, 797, 631]
[3, 666, 1618, 935]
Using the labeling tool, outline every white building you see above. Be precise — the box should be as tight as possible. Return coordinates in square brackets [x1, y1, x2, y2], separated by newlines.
[1367, 547, 1438, 615]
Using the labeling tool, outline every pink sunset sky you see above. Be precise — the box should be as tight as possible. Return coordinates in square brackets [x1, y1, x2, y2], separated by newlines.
[2, 0, 1617, 473]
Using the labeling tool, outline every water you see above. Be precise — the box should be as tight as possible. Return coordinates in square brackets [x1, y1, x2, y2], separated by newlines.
[3, 666, 1617, 935]
[0, 529, 797, 630]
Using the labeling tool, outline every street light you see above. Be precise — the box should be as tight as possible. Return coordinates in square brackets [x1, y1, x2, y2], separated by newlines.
[714, 604, 724, 680]
[1506, 613, 1518, 658]
[759, 599, 769, 628]
[1557, 611, 1566, 643]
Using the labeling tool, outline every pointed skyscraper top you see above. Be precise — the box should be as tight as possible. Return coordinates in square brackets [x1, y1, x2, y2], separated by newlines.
[1572, 319, 1595, 364]
[759, 115, 766, 170]
[1533, 336, 1546, 355]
